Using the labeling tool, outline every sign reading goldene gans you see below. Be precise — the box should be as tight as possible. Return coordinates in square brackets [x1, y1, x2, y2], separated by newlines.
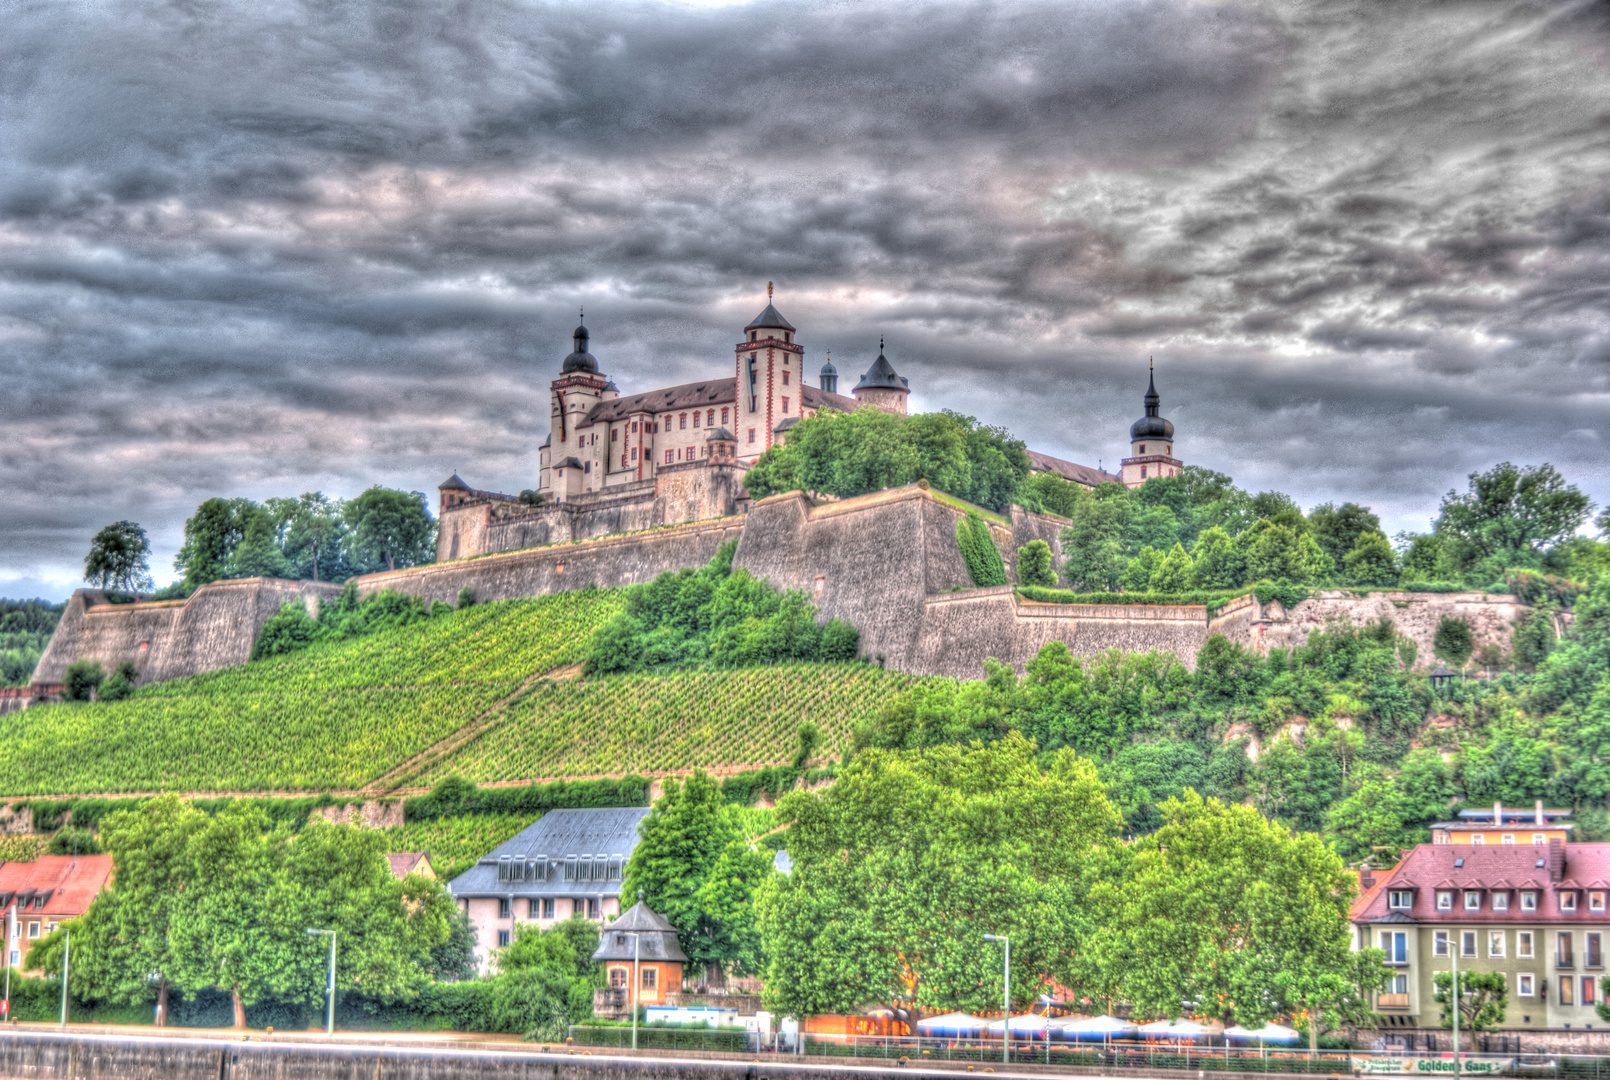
[1354, 1058, 1511, 1075]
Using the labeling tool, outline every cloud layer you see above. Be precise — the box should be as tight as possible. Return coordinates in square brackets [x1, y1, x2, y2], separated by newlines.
[3, 0, 1608, 597]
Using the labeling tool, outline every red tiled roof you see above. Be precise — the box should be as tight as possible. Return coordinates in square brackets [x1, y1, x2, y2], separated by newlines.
[0, 855, 113, 919]
[1352, 843, 1610, 925]
[387, 852, 429, 878]
[1026, 450, 1120, 488]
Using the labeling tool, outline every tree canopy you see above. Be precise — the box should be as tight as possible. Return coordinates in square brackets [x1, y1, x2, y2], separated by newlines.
[84, 521, 153, 595]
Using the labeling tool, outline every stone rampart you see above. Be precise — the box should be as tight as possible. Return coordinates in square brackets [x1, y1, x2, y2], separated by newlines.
[1249, 589, 1525, 669]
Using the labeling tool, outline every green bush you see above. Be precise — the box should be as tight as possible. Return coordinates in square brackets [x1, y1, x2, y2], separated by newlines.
[1434, 615, 1475, 666]
[957, 511, 1007, 587]
[1015, 539, 1057, 588]
[62, 659, 104, 702]
[1017, 584, 1250, 616]
[404, 774, 650, 822]
[95, 661, 139, 702]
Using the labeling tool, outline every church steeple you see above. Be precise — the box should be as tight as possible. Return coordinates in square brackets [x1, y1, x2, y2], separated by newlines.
[1120, 357, 1180, 489]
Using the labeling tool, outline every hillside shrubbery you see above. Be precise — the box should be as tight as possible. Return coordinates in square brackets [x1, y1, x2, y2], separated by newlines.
[251, 584, 438, 661]
[585, 542, 859, 675]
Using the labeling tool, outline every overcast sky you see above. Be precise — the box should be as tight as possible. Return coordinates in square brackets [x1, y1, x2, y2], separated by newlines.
[4, 0, 1609, 599]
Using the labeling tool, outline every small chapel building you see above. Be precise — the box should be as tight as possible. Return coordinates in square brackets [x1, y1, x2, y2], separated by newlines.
[591, 900, 689, 1017]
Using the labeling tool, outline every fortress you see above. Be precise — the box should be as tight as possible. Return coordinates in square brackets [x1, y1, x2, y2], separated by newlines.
[23, 290, 1529, 702]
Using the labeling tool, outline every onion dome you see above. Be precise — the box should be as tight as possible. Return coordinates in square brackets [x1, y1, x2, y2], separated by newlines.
[561, 320, 598, 374]
[1130, 366, 1174, 441]
[853, 339, 906, 392]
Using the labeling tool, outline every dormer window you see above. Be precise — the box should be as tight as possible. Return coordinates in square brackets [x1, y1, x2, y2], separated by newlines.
[1562, 892, 1578, 913]
[1593, 892, 1606, 913]
[1465, 891, 1482, 911]
[1493, 891, 1510, 911]
[1388, 890, 1412, 910]
[1522, 891, 1538, 911]
[1437, 890, 1453, 911]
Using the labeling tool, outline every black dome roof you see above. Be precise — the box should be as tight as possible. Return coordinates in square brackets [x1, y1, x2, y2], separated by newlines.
[561, 323, 598, 374]
[853, 341, 907, 393]
[1130, 367, 1173, 441]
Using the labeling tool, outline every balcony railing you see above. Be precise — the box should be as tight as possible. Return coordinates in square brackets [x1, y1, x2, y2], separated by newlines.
[1378, 993, 1410, 1009]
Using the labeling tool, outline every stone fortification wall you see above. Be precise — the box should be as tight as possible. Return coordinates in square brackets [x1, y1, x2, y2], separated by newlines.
[911, 587, 1214, 678]
[1007, 505, 1071, 577]
[1250, 589, 1524, 670]
[438, 462, 748, 562]
[32, 580, 337, 687]
[356, 516, 747, 607]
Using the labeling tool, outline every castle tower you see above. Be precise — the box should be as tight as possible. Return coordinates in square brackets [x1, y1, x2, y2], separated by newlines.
[820, 352, 838, 394]
[851, 339, 909, 415]
[540, 315, 612, 502]
[1120, 360, 1182, 489]
[735, 283, 805, 462]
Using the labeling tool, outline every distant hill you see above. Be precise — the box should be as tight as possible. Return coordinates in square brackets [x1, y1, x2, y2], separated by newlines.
[0, 599, 63, 687]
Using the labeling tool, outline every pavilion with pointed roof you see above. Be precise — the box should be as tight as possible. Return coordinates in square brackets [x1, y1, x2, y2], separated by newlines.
[591, 898, 689, 1012]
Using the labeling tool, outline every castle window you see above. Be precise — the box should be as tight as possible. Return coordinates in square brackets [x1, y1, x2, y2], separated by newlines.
[665, 450, 673, 464]
[707, 409, 714, 426]
[621, 455, 628, 469]
[584, 461, 591, 474]
[1166, 445, 1171, 455]
[1141, 466, 1147, 479]
[782, 398, 790, 413]
[612, 430, 618, 442]
[782, 371, 790, 386]
[721, 408, 728, 425]
[750, 332, 756, 342]
[631, 422, 638, 433]
[748, 429, 756, 443]
[693, 413, 700, 428]
[680, 414, 687, 430]
[631, 448, 637, 461]
[1139, 444, 1145, 454]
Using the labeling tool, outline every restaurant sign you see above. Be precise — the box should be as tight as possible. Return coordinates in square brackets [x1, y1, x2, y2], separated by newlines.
[1354, 1058, 1510, 1075]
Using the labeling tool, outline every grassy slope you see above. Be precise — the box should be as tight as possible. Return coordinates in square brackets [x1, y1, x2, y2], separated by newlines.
[0, 592, 620, 795]
[416, 664, 922, 786]
[0, 590, 919, 797]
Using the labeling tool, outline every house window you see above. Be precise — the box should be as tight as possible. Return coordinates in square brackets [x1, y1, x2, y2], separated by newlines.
[1562, 976, 1576, 1006]
[631, 422, 638, 433]
[1560, 931, 1575, 966]
[1563, 893, 1579, 913]
[1388, 890, 1412, 910]
[499, 898, 511, 919]
[1494, 892, 1510, 911]
[665, 450, 673, 464]
[707, 410, 714, 426]
[1590, 932, 1604, 968]
[1380, 931, 1407, 964]
[528, 898, 541, 919]
[631, 448, 638, 461]
[748, 429, 756, 443]
[1433, 931, 1449, 957]
[610, 968, 628, 989]
[573, 899, 586, 917]
[1535, 834, 1547, 844]
[543, 898, 555, 919]
[25, 923, 37, 939]
[1586, 977, 1598, 1006]
[1503, 834, 1515, 844]
[1522, 892, 1538, 911]
[588, 898, 601, 918]
[1490, 931, 1505, 958]
[693, 413, 700, 428]
[1519, 932, 1534, 958]
[1520, 973, 1536, 996]
[1437, 891, 1453, 911]
[1462, 931, 1477, 958]
[1388, 974, 1407, 995]
[1471, 834, 1485, 845]
[498, 929, 510, 947]
[721, 408, 728, 425]
[680, 414, 687, 429]
[1594, 893, 1606, 913]
[642, 968, 657, 990]
[1465, 891, 1482, 911]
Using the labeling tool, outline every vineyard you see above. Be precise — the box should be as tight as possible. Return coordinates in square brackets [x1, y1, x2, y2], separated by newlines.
[381, 813, 539, 881]
[415, 664, 924, 786]
[0, 592, 621, 795]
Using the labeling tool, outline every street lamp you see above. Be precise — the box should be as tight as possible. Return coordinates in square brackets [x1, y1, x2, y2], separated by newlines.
[305, 929, 337, 1036]
[628, 931, 641, 1051]
[983, 934, 1010, 1065]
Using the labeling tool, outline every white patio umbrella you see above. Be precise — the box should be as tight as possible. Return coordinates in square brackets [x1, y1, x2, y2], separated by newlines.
[1225, 1023, 1300, 1045]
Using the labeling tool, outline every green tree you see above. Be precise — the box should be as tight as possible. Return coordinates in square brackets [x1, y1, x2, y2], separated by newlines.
[1148, 543, 1195, 593]
[1018, 471, 1086, 518]
[1059, 484, 1131, 591]
[1343, 530, 1399, 587]
[623, 770, 772, 978]
[282, 493, 347, 582]
[1090, 791, 1371, 1038]
[1190, 526, 1244, 589]
[1121, 546, 1162, 592]
[84, 521, 153, 596]
[1432, 970, 1507, 1051]
[793, 721, 821, 770]
[1309, 503, 1382, 568]
[1434, 616, 1475, 667]
[174, 497, 257, 590]
[757, 734, 1120, 1019]
[1435, 462, 1590, 578]
[1512, 608, 1556, 670]
[1322, 776, 1415, 864]
[1015, 540, 1057, 588]
[1240, 520, 1329, 584]
[344, 488, 436, 574]
[229, 507, 287, 579]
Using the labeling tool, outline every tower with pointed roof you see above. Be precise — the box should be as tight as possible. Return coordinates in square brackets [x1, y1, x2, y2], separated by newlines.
[851, 338, 909, 415]
[540, 313, 619, 502]
[1119, 360, 1182, 489]
[735, 282, 807, 459]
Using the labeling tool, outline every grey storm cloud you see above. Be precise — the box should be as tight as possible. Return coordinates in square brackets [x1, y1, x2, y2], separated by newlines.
[2, 0, 1609, 597]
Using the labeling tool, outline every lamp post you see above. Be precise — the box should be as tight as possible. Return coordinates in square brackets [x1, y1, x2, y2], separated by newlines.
[305, 929, 336, 1036]
[1450, 934, 1460, 1079]
[629, 931, 641, 1051]
[58, 929, 69, 1027]
[983, 934, 1009, 1065]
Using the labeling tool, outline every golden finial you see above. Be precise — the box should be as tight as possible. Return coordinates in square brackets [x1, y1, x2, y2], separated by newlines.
[767, 281, 774, 299]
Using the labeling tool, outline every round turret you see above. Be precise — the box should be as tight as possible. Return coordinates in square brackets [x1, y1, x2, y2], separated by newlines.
[561, 322, 598, 374]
